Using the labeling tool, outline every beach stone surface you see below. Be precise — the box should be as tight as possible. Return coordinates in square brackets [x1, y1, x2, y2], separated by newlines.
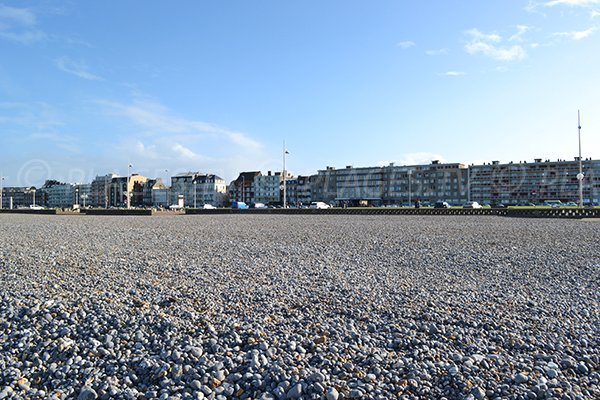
[0, 214, 598, 399]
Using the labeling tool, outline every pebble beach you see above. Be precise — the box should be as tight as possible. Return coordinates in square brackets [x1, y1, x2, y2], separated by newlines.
[0, 214, 598, 400]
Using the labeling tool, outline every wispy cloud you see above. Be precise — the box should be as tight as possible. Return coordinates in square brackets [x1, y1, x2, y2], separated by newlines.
[592, 9, 600, 16]
[545, 0, 599, 6]
[509, 25, 532, 41]
[425, 48, 449, 56]
[553, 26, 596, 39]
[0, 4, 46, 44]
[0, 101, 63, 131]
[172, 143, 202, 160]
[55, 57, 103, 81]
[465, 28, 526, 61]
[397, 40, 416, 49]
[441, 71, 466, 77]
[29, 132, 80, 153]
[99, 98, 262, 150]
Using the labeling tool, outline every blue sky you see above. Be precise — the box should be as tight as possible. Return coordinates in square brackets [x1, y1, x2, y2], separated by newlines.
[1, 0, 599, 187]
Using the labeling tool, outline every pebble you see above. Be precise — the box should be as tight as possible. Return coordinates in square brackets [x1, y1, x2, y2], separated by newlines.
[0, 215, 598, 400]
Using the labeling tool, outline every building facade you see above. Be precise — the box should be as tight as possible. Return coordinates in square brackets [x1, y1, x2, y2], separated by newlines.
[109, 174, 148, 207]
[1, 187, 36, 209]
[253, 172, 281, 205]
[229, 171, 262, 204]
[310, 161, 468, 206]
[194, 174, 227, 207]
[40, 180, 75, 208]
[90, 174, 118, 208]
[142, 178, 169, 208]
[285, 175, 312, 207]
[469, 158, 600, 205]
[171, 172, 228, 207]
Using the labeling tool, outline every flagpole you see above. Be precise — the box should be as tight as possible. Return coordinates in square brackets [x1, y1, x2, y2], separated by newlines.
[577, 111, 584, 208]
[127, 162, 131, 209]
[283, 141, 287, 208]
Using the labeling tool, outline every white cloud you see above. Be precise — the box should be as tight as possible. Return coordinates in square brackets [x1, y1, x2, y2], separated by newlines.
[592, 9, 600, 17]
[0, 4, 46, 44]
[545, 0, 599, 6]
[172, 143, 201, 160]
[397, 40, 416, 49]
[441, 71, 466, 76]
[465, 28, 526, 61]
[99, 98, 262, 150]
[378, 152, 447, 167]
[425, 48, 449, 56]
[509, 25, 531, 42]
[553, 27, 596, 39]
[55, 57, 103, 81]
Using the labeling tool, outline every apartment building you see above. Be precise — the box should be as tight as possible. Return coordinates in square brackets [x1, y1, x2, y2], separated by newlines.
[311, 161, 468, 206]
[229, 171, 262, 204]
[109, 174, 148, 207]
[470, 158, 600, 205]
[171, 172, 228, 207]
[383, 161, 469, 205]
[194, 174, 227, 207]
[253, 171, 281, 205]
[40, 180, 75, 208]
[142, 178, 169, 208]
[285, 175, 312, 207]
[0, 187, 36, 209]
[90, 174, 119, 208]
[310, 167, 338, 204]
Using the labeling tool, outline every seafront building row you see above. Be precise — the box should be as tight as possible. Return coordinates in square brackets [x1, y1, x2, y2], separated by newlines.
[1, 157, 599, 209]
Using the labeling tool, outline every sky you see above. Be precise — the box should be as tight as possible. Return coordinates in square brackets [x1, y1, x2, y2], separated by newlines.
[1, 0, 599, 187]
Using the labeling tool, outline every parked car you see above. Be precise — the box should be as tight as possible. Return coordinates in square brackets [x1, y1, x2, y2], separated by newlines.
[463, 201, 482, 209]
[543, 200, 562, 208]
[202, 204, 216, 209]
[250, 202, 267, 209]
[231, 201, 249, 209]
[564, 201, 577, 207]
[434, 201, 450, 209]
[309, 201, 330, 209]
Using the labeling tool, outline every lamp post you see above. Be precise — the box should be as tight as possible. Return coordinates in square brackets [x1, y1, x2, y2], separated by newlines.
[241, 176, 245, 203]
[577, 110, 584, 208]
[408, 170, 412, 206]
[193, 180, 197, 208]
[283, 141, 289, 208]
[81, 194, 88, 208]
[32, 189, 36, 207]
[75, 187, 79, 207]
[127, 163, 132, 209]
[0, 175, 4, 210]
[467, 166, 471, 203]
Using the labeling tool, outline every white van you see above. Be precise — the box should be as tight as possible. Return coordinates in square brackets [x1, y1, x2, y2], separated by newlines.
[309, 201, 330, 209]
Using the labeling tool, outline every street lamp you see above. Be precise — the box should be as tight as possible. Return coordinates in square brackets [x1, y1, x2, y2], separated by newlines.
[241, 176, 245, 203]
[577, 110, 584, 208]
[283, 141, 289, 208]
[32, 188, 36, 207]
[75, 187, 79, 207]
[126, 163, 133, 209]
[408, 170, 412, 206]
[81, 194, 88, 208]
[193, 180, 197, 208]
[0, 175, 4, 210]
